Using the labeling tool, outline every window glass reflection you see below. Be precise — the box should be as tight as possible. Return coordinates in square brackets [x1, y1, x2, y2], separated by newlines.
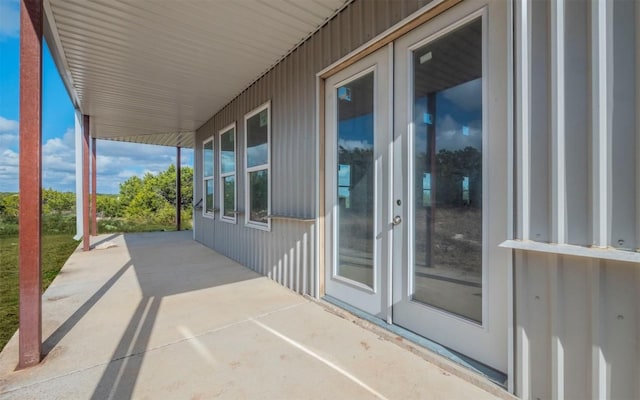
[221, 129, 235, 174]
[412, 18, 483, 323]
[336, 72, 374, 288]
[204, 140, 214, 177]
[247, 110, 268, 168]
[249, 170, 268, 223]
[205, 179, 214, 214]
[223, 176, 235, 218]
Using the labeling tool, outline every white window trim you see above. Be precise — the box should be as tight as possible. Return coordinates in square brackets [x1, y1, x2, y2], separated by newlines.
[219, 122, 237, 224]
[202, 136, 215, 219]
[244, 101, 271, 231]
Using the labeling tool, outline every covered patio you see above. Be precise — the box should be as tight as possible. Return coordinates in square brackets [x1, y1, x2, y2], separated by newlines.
[0, 231, 508, 399]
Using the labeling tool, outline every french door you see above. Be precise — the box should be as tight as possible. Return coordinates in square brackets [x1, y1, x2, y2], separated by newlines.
[324, 45, 391, 318]
[325, 1, 509, 372]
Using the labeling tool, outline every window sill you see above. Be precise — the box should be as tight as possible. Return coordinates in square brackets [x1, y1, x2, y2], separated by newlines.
[245, 221, 271, 232]
[220, 216, 237, 224]
[268, 214, 315, 223]
[500, 239, 640, 264]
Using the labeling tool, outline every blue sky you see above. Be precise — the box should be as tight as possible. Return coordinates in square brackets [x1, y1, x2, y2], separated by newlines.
[0, 0, 193, 194]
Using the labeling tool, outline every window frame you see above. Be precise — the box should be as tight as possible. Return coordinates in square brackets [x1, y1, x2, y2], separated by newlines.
[202, 136, 215, 219]
[244, 101, 271, 231]
[219, 122, 237, 224]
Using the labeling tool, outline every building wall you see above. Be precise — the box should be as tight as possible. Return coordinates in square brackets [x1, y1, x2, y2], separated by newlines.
[193, 0, 435, 296]
[513, 1, 640, 399]
[192, 0, 640, 397]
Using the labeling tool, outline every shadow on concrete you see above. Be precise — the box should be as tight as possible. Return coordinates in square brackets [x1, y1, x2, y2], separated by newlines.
[86, 231, 259, 399]
[42, 260, 133, 356]
[89, 233, 121, 250]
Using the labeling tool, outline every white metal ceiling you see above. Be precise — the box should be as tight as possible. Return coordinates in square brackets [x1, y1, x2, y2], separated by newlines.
[44, 0, 348, 148]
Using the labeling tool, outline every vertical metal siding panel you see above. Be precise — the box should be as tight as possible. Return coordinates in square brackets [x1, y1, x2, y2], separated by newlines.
[564, 0, 589, 246]
[515, 253, 531, 399]
[590, 0, 612, 249]
[529, 0, 550, 243]
[329, 16, 341, 64]
[610, 0, 636, 250]
[525, 254, 551, 400]
[373, 0, 390, 35]
[350, 1, 362, 54]
[284, 55, 294, 217]
[515, 1, 640, 397]
[559, 257, 590, 400]
[601, 261, 638, 400]
[515, 0, 531, 241]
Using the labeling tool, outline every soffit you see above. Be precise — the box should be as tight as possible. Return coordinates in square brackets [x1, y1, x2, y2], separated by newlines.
[44, 0, 348, 148]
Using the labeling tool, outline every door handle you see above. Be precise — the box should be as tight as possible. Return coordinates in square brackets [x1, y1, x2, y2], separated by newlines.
[392, 215, 402, 225]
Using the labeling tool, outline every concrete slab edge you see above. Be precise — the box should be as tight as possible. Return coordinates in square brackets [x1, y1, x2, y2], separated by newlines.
[305, 295, 518, 400]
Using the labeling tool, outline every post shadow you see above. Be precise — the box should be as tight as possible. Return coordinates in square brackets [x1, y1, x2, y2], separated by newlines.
[91, 296, 161, 400]
[89, 233, 121, 250]
[86, 231, 261, 398]
[42, 261, 132, 356]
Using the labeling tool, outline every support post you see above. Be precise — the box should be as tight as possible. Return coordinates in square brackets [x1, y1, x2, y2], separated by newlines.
[82, 115, 90, 251]
[176, 146, 181, 231]
[18, 0, 43, 368]
[74, 111, 83, 240]
[91, 137, 97, 236]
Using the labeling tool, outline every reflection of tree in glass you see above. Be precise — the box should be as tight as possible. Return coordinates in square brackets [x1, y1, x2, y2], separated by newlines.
[223, 177, 235, 217]
[249, 171, 268, 223]
[414, 145, 482, 279]
[338, 145, 374, 254]
[416, 146, 481, 208]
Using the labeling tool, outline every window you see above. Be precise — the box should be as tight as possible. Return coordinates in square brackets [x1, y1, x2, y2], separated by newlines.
[244, 102, 270, 229]
[219, 123, 236, 223]
[203, 137, 215, 218]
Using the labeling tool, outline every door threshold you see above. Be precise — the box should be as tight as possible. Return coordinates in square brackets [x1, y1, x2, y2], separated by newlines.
[321, 295, 510, 393]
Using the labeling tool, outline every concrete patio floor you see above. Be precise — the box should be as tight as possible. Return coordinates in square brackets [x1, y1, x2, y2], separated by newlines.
[0, 231, 510, 399]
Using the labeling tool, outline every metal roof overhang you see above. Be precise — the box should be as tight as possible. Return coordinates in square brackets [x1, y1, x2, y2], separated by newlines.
[43, 0, 349, 148]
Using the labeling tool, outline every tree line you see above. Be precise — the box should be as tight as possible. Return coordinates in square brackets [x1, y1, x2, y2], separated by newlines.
[0, 165, 193, 234]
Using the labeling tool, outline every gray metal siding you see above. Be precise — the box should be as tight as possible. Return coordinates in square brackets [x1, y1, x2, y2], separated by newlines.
[194, 0, 435, 295]
[194, 0, 640, 397]
[514, 1, 640, 399]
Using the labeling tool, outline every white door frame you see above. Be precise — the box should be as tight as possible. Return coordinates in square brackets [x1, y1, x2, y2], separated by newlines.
[323, 45, 393, 320]
[391, 2, 510, 373]
[314, 0, 513, 384]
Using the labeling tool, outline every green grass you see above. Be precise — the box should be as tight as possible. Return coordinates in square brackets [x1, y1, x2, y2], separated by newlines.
[98, 218, 192, 233]
[0, 234, 80, 352]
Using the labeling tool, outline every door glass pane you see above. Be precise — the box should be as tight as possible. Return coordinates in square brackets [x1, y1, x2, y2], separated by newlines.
[249, 170, 268, 223]
[336, 72, 374, 288]
[412, 19, 483, 322]
[223, 175, 235, 218]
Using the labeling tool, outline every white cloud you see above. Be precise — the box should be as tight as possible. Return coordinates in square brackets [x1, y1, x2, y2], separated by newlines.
[0, 0, 19, 41]
[0, 133, 17, 147]
[0, 116, 18, 133]
[441, 78, 482, 113]
[0, 125, 194, 193]
[0, 149, 19, 192]
[338, 139, 372, 151]
[0, 115, 19, 191]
